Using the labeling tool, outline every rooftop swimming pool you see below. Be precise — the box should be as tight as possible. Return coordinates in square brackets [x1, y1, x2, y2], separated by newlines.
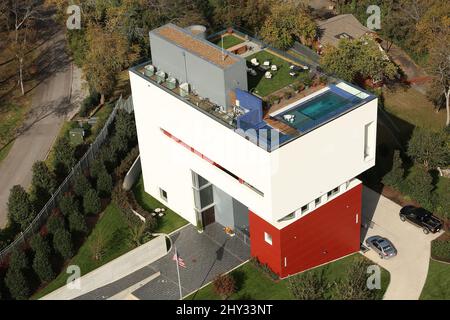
[273, 83, 373, 133]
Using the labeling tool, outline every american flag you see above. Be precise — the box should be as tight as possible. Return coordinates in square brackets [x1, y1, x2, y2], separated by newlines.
[173, 250, 186, 268]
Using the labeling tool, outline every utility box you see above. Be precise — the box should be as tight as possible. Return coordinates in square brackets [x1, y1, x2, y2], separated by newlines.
[69, 128, 85, 146]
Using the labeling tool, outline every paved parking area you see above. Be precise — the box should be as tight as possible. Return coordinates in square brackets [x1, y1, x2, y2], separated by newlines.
[77, 223, 250, 300]
[360, 187, 441, 300]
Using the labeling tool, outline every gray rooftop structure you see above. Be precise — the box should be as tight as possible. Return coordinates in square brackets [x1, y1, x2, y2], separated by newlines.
[149, 23, 248, 111]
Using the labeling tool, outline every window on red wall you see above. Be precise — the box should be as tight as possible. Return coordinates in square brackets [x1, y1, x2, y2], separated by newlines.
[264, 232, 273, 245]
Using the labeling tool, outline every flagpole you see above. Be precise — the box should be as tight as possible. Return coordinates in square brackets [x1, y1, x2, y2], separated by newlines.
[175, 245, 183, 300]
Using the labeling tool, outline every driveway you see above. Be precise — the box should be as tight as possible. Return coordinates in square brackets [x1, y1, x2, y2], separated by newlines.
[75, 223, 250, 300]
[0, 31, 75, 227]
[360, 187, 441, 300]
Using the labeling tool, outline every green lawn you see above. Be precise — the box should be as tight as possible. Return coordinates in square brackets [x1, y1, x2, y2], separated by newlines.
[213, 35, 244, 49]
[0, 102, 28, 163]
[186, 254, 390, 300]
[383, 87, 447, 131]
[133, 175, 188, 234]
[32, 203, 134, 299]
[246, 50, 299, 97]
[420, 260, 450, 300]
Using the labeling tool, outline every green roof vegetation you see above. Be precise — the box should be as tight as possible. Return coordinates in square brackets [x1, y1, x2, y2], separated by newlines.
[246, 50, 301, 97]
[213, 34, 244, 49]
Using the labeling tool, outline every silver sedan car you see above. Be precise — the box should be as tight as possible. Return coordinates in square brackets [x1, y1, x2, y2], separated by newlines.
[365, 236, 397, 259]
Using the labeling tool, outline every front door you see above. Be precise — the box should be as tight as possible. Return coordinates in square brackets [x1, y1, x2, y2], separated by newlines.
[201, 206, 215, 227]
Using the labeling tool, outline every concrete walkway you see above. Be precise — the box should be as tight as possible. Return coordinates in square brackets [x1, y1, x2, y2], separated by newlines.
[42, 235, 168, 300]
[76, 223, 250, 300]
[360, 187, 441, 300]
[0, 31, 85, 227]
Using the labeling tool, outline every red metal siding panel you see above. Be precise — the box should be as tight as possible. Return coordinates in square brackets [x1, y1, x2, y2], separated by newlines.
[249, 184, 362, 278]
[249, 211, 282, 275]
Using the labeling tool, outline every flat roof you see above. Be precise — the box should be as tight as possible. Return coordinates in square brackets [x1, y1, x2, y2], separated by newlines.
[154, 24, 238, 68]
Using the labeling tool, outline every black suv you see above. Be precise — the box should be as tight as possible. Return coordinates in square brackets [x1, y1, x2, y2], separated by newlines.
[399, 206, 443, 234]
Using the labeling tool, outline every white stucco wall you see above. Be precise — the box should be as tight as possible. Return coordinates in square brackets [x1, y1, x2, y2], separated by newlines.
[130, 71, 377, 227]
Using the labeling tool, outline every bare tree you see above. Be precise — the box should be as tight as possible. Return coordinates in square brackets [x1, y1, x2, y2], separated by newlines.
[9, 0, 40, 95]
[427, 36, 450, 126]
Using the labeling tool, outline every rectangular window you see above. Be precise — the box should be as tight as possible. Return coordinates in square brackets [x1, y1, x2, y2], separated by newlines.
[315, 197, 321, 206]
[264, 232, 273, 245]
[160, 188, 168, 202]
[301, 205, 308, 214]
[364, 122, 375, 161]
[327, 187, 339, 199]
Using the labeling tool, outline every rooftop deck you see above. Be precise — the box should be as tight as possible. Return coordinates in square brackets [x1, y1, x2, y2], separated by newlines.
[131, 27, 375, 152]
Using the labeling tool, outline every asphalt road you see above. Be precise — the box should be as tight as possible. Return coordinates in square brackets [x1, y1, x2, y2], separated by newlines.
[0, 31, 73, 228]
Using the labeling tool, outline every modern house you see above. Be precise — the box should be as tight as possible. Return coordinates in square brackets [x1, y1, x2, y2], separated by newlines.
[129, 24, 378, 278]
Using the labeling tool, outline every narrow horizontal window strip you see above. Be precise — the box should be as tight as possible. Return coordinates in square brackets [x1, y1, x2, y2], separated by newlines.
[160, 128, 264, 196]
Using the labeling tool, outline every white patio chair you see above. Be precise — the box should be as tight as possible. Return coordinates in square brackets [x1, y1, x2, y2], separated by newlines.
[251, 58, 259, 66]
[271, 65, 278, 71]
[265, 71, 272, 79]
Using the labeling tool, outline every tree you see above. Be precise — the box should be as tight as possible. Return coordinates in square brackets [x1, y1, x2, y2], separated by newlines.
[212, 273, 236, 299]
[31, 161, 55, 209]
[73, 173, 91, 197]
[212, 0, 272, 34]
[83, 188, 101, 215]
[68, 211, 88, 234]
[46, 214, 65, 235]
[96, 170, 113, 198]
[288, 270, 328, 300]
[58, 193, 79, 217]
[426, 34, 450, 126]
[382, 150, 405, 189]
[7, 185, 35, 230]
[260, 1, 317, 49]
[407, 128, 449, 170]
[53, 137, 76, 178]
[404, 166, 434, 209]
[320, 36, 398, 83]
[8, 0, 41, 95]
[30, 234, 51, 257]
[30, 234, 54, 283]
[90, 159, 107, 179]
[52, 227, 73, 260]
[5, 269, 29, 300]
[334, 259, 377, 300]
[5, 248, 30, 300]
[114, 110, 137, 147]
[83, 24, 129, 105]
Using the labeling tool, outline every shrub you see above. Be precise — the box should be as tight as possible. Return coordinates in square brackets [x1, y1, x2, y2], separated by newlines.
[53, 228, 74, 260]
[83, 188, 101, 215]
[47, 215, 65, 235]
[5, 269, 29, 300]
[288, 270, 328, 300]
[30, 236, 55, 283]
[31, 161, 55, 209]
[90, 159, 107, 179]
[30, 234, 51, 257]
[79, 90, 101, 117]
[213, 273, 236, 299]
[97, 170, 113, 197]
[403, 166, 434, 209]
[58, 194, 79, 217]
[53, 136, 76, 178]
[250, 257, 279, 281]
[114, 146, 139, 179]
[382, 150, 404, 189]
[32, 251, 55, 283]
[5, 249, 30, 300]
[68, 211, 88, 234]
[73, 174, 91, 197]
[333, 259, 377, 300]
[431, 239, 450, 261]
[7, 185, 35, 230]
